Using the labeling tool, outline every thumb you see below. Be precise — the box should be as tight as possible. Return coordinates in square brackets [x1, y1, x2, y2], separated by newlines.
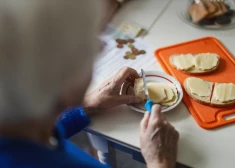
[114, 95, 141, 105]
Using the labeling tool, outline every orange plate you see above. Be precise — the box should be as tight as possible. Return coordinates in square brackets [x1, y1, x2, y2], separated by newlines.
[154, 37, 235, 129]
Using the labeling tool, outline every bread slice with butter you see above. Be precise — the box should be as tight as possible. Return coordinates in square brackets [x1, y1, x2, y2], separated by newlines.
[134, 78, 146, 101]
[184, 77, 235, 107]
[170, 53, 220, 75]
[184, 77, 213, 105]
[211, 83, 235, 107]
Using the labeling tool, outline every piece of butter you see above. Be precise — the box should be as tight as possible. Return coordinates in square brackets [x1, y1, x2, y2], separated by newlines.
[147, 83, 166, 103]
[134, 78, 146, 101]
[170, 54, 194, 70]
[194, 53, 219, 70]
[162, 85, 178, 106]
[187, 77, 211, 97]
[161, 84, 175, 103]
[214, 83, 235, 102]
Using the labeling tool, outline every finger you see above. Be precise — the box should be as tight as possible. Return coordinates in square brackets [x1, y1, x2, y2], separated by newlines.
[140, 112, 150, 132]
[168, 128, 179, 148]
[171, 127, 180, 142]
[126, 75, 139, 87]
[147, 104, 164, 132]
[114, 67, 140, 84]
[126, 77, 135, 87]
[113, 95, 141, 105]
[150, 104, 162, 122]
[163, 123, 172, 146]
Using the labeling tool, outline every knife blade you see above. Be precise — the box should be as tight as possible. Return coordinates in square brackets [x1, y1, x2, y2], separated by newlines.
[141, 69, 150, 100]
[141, 69, 153, 113]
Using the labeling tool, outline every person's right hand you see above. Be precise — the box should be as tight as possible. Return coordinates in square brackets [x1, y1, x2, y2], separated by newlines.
[140, 105, 179, 168]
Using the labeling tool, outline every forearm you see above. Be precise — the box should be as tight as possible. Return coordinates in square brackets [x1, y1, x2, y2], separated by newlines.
[147, 164, 172, 168]
[57, 106, 91, 139]
[146, 160, 175, 168]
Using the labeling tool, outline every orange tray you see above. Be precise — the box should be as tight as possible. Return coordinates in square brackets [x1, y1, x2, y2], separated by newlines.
[154, 37, 235, 129]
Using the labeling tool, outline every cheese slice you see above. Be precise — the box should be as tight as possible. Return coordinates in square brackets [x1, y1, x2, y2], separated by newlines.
[186, 77, 211, 97]
[147, 83, 166, 103]
[134, 80, 179, 106]
[161, 84, 175, 103]
[170, 54, 194, 70]
[162, 85, 178, 106]
[194, 53, 219, 70]
[214, 83, 235, 102]
[134, 78, 146, 101]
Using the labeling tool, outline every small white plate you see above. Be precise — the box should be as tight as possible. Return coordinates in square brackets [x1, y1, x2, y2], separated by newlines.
[121, 71, 183, 113]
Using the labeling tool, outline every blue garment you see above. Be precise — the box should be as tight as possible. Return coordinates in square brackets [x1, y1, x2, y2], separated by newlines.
[0, 106, 110, 168]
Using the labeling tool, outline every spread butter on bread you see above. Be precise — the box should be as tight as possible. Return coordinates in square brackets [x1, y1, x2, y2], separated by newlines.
[170, 53, 220, 74]
[184, 77, 235, 107]
[184, 77, 213, 105]
[211, 83, 235, 107]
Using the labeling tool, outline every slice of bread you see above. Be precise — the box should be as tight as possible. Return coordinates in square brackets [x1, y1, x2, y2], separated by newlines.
[207, 2, 226, 18]
[169, 54, 195, 71]
[188, 1, 209, 23]
[184, 77, 213, 105]
[185, 63, 219, 75]
[211, 83, 235, 107]
[202, 0, 218, 17]
[170, 53, 220, 75]
[184, 78, 235, 107]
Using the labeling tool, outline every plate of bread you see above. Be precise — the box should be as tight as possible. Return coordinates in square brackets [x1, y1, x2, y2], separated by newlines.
[121, 71, 183, 113]
[179, 0, 235, 29]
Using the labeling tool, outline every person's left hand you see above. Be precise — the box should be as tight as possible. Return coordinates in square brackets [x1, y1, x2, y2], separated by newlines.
[83, 67, 141, 116]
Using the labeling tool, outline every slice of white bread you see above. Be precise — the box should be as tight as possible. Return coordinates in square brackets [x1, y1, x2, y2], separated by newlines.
[170, 53, 220, 75]
[184, 77, 213, 105]
[211, 83, 235, 107]
[134, 78, 146, 101]
[184, 77, 235, 107]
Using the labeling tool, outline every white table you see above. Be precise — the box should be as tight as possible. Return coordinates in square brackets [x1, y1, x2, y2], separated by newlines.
[87, 1, 235, 168]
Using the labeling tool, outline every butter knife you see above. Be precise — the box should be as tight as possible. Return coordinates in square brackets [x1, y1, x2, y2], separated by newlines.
[141, 69, 153, 113]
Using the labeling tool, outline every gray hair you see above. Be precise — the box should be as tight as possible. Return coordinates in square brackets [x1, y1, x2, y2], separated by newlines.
[0, 0, 102, 124]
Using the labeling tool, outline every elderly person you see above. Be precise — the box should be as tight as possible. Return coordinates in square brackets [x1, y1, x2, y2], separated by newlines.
[0, 0, 179, 168]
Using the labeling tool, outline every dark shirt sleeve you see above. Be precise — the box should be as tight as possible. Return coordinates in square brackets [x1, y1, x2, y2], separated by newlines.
[57, 106, 91, 139]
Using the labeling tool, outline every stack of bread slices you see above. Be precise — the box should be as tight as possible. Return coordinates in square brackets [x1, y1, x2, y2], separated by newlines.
[188, 0, 234, 26]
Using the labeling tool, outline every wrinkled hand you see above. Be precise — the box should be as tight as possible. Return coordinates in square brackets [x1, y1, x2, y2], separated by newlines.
[140, 105, 179, 168]
[83, 67, 141, 116]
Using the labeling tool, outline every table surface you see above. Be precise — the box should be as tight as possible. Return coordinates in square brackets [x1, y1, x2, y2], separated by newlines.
[88, 0, 235, 168]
